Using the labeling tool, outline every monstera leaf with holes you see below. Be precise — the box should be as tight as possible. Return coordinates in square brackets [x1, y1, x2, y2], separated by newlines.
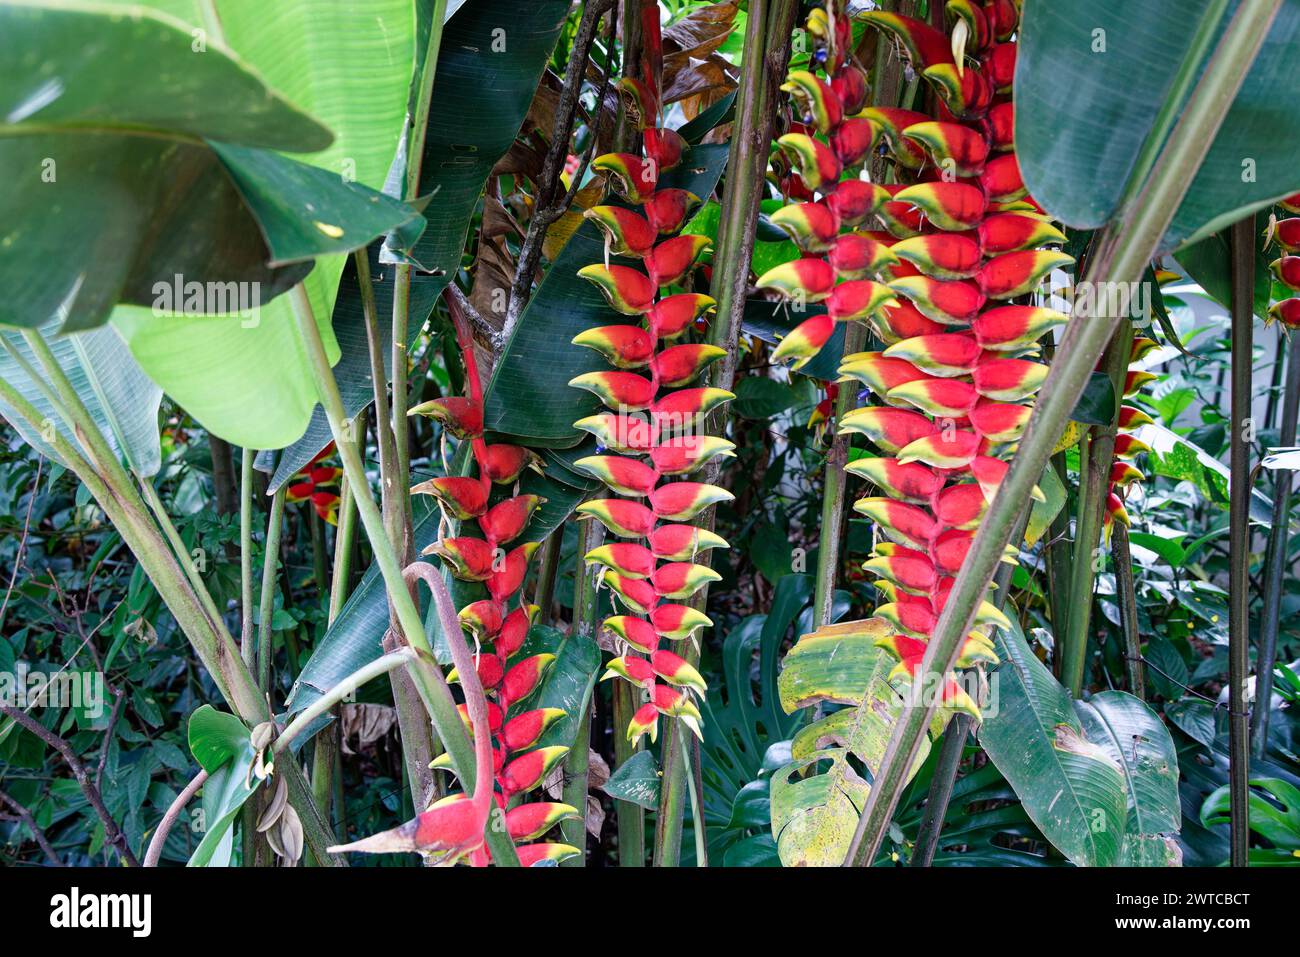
[769, 618, 933, 867]
[1016, 0, 1300, 252]
[980, 617, 1180, 867]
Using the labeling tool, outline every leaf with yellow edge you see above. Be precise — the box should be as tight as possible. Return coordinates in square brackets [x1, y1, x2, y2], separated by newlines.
[1025, 461, 1067, 547]
[543, 182, 607, 261]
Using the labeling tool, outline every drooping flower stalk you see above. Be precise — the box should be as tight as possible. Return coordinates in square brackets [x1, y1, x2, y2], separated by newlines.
[340, 295, 580, 866]
[759, 0, 1073, 722]
[569, 5, 731, 750]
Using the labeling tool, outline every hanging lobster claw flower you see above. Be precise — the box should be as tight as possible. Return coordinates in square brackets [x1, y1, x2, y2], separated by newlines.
[644, 127, 686, 172]
[1268, 298, 1300, 328]
[586, 541, 657, 578]
[770, 202, 842, 253]
[650, 603, 712, 641]
[602, 655, 656, 688]
[1117, 405, 1155, 429]
[826, 280, 899, 322]
[649, 482, 734, 521]
[935, 482, 988, 529]
[824, 180, 882, 226]
[457, 599, 504, 642]
[592, 152, 658, 203]
[860, 107, 932, 169]
[1123, 370, 1158, 396]
[650, 649, 707, 694]
[946, 0, 990, 53]
[484, 444, 545, 484]
[495, 604, 538, 660]
[892, 181, 988, 231]
[569, 370, 656, 410]
[652, 344, 726, 388]
[1270, 256, 1300, 290]
[644, 188, 703, 234]
[968, 400, 1033, 442]
[647, 234, 712, 287]
[839, 406, 939, 452]
[1105, 491, 1131, 530]
[832, 62, 871, 113]
[903, 121, 989, 176]
[1129, 336, 1160, 362]
[771, 314, 835, 368]
[1110, 462, 1145, 487]
[859, 11, 955, 69]
[1113, 434, 1152, 459]
[575, 412, 656, 453]
[845, 457, 943, 504]
[972, 357, 1049, 401]
[407, 396, 484, 439]
[890, 234, 984, 280]
[775, 133, 843, 191]
[455, 701, 504, 735]
[648, 523, 729, 560]
[983, 100, 1015, 152]
[487, 544, 539, 603]
[412, 476, 489, 520]
[977, 212, 1067, 255]
[499, 746, 570, 797]
[756, 256, 838, 301]
[979, 152, 1027, 203]
[627, 702, 660, 745]
[327, 794, 488, 862]
[828, 233, 899, 279]
[583, 206, 657, 258]
[424, 535, 496, 581]
[972, 304, 1068, 350]
[888, 376, 980, 417]
[838, 352, 929, 396]
[830, 117, 877, 166]
[650, 435, 735, 474]
[931, 528, 974, 572]
[576, 264, 657, 314]
[874, 599, 937, 638]
[986, 41, 1018, 91]
[888, 276, 986, 324]
[602, 615, 660, 654]
[874, 300, 948, 342]
[446, 650, 505, 691]
[605, 572, 658, 614]
[923, 63, 992, 120]
[648, 292, 716, 339]
[505, 802, 580, 842]
[653, 684, 703, 738]
[781, 70, 844, 133]
[853, 498, 938, 549]
[862, 552, 939, 593]
[1274, 218, 1300, 253]
[896, 429, 983, 468]
[652, 561, 721, 600]
[652, 388, 734, 429]
[575, 455, 659, 496]
[515, 843, 582, 867]
[501, 653, 557, 710]
[617, 77, 659, 131]
[576, 498, 656, 537]
[571, 325, 656, 369]
[500, 709, 567, 753]
[884, 332, 981, 376]
[479, 495, 544, 545]
[977, 249, 1072, 299]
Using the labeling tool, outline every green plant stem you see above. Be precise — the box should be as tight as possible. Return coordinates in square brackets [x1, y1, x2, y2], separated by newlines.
[1045, 454, 1073, 634]
[1254, 330, 1300, 753]
[256, 484, 287, 697]
[287, 284, 519, 866]
[240, 449, 256, 670]
[275, 650, 417, 755]
[813, 323, 866, 626]
[611, 682, 645, 867]
[680, 724, 708, 867]
[841, 0, 1281, 867]
[532, 526, 563, 624]
[649, 0, 798, 870]
[1061, 322, 1132, 696]
[1113, 521, 1146, 699]
[561, 516, 602, 866]
[1228, 214, 1254, 867]
[0, 369, 343, 866]
[328, 410, 364, 622]
[137, 477, 229, 635]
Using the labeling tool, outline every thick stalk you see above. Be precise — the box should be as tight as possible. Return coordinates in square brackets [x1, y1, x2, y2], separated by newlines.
[651, 0, 799, 869]
[256, 485, 288, 697]
[1228, 214, 1254, 867]
[531, 526, 563, 624]
[1254, 331, 1300, 752]
[240, 449, 256, 669]
[562, 517, 602, 865]
[1113, 521, 1146, 699]
[287, 285, 519, 866]
[1061, 322, 1132, 695]
[681, 724, 707, 866]
[841, 0, 1282, 866]
[612, 683, 645, 866]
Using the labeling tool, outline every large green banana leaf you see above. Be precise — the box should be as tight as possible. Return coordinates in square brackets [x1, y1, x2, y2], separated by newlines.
[268, 0, 573, 490]
[1016, 0, 1300, 252]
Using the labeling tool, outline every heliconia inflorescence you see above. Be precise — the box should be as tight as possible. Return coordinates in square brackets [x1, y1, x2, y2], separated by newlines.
[339, 294, 581, 866]
[760, 0, 1074, 720]
[285, 442, 343, 524]
[570, 2, 730, 746]
[1267, 193, 1300, 330]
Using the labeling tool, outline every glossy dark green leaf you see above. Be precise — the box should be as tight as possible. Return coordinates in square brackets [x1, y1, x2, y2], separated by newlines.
[516, 624, 600, 753]
[740, 299, 845, 382]
[1174, 225, 1273, 320]
[1016, 0, 1300, 253]
[1070, 371, 1117, 426]
[484, 144, 730, 446]
[186, 705, 257, 867]
[603, 750, 661, 811]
